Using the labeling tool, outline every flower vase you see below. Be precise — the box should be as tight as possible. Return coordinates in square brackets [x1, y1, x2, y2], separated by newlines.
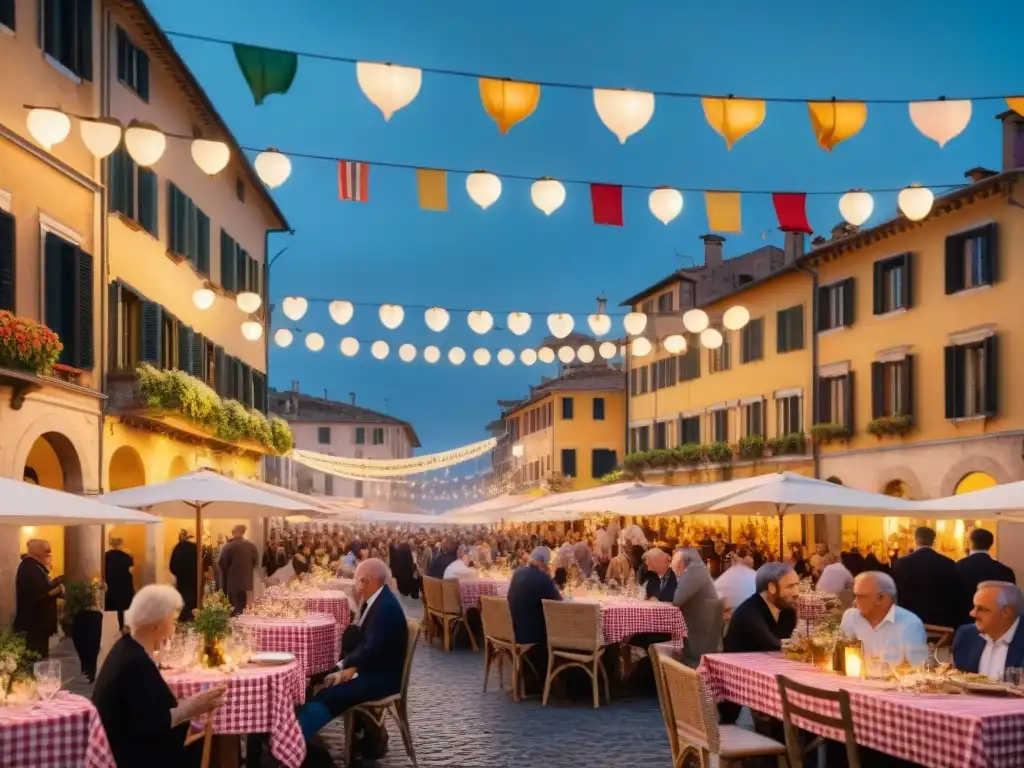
[202, 637, 226, 668]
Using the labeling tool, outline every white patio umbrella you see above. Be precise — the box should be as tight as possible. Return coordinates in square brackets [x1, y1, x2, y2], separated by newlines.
[101, 469, 317, 606]
[321, 505, 451, 526]
[0, 477, 161, 525]
[502, 481, 665, 522]
[911, 480, 1024, 517]
[441, 493, 533, 523]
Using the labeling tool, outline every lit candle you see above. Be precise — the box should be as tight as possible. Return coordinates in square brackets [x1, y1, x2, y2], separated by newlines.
[844, 645, 863, 678]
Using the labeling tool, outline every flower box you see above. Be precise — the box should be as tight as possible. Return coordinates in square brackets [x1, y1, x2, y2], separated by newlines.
[867, 414, 913, 438]
[0, 311, 62, 376]
[810, 423, 852, 444]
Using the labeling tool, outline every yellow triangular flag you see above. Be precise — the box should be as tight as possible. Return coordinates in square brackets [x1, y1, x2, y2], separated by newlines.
[1007, 97, 1024, 117]
[417, 169, 448, 211]
[705, 191, 742, 233]
[808, 100, 867, 151]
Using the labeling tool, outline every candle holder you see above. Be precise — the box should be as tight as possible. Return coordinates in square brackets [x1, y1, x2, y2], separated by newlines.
[843, 641, 865, 679]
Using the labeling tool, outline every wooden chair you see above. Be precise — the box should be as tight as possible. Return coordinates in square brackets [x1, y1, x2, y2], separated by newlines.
[777, 674, 861, 768]
[344, 620, 421, 768]
[660, 655, 787, 768]
[479, 596, 538, 701]
[540, 599, 609, 709]
[421, 576, 444, 646]
[924, 624, 955, 649]
[182, 713, 215, 768]
[419, 586, 434, 645]
[650, 645, 681, 765]
[434, 578, 477, 652]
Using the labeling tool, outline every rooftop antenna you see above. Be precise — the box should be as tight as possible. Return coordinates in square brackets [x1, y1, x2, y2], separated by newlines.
[595, 293, 607, 314]
[674, 250, 696, 267]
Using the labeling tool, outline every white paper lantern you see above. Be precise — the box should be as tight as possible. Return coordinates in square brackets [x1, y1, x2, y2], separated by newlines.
[598, 341, 617, 360]
[356, 62, 422, 121]
[662, 334, 687, 354]
[520, 348, 538, 366]
[282, 297, 308, 321]
[722, 306, 750, 331]
[473, 348, 491, 366]
[497, 348, 515, 366]
[547, 313, 574, 339]
[448, 347, 466, 365]
[328, 300, 354, 325]
[254, 149, 292, 188]
[466, 171, 502, 210]
[340, 337, 360, 356]
[273, 328, 293, 347]
[507, 312, 532, 335]
[682, 309, 710, 333]
[538, 347, 555, 364]
[557, 346, 575, 364]
[305, 332, 325, 352]
[236, 291, 262, 314]
[192, 288, 215, 310]
[838, 190, 874, 227]
[593, 88, 655, 143]
[531, 178, 566, 215]
[649, 187, 684, 224]
[512, 444, 525, 458]
[191, 139, 230, 176]
[631, 337, 652, 357]
[587, 313, 612, 336]
[424, 307, 450, 332]
[424, 345, 441, 364]
[241, 320, 263, 341]
[124, 122, 166, 166]
[399, 343, 417, 362]
[26, 108, 71, 150]
[371, 340, 390, 359]
[577, 344, 595, 363]
[909, 99, 972, 148]
[898, 184, 934, 222]
[79, 118, 122, 158]
[467, 310, 494, 334]
[378, 303, 405, 329]
[700, 328, 723, 349]
[623, 312, 648, 335]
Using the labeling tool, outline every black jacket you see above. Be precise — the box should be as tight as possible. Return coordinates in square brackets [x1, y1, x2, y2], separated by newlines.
[342, 586, 409, 695]
[104, 549, 135, 611]
[427, 550, 458, 579]
[507, 565, 562, 645]
[645, 570, 678, 602]
[14, 556, 58, 636]
[892, 547, 958, 628]
[723, 593, 797, 653]
[954, 552, 1016, 627]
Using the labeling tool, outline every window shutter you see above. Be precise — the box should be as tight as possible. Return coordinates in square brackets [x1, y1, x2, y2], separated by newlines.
[74, 248, 93, 370]
[901, 253, 913, 309]
[75, 0, 92, 81]
[213, 346, 226, 392]
[43, 234, 71, 365]
[253, 370, 267, 413]
[235, 248, 247, 293]
[791, 306, 804, 350]
[816, 376, 831, 425]
[844, 372, 854, 431]
[243, 365, 254, 407]
[816, 286, 828, 331]
[138, 301, 162, 364]
[0, 210, 14, 312]
[107, 281, 121, 370]
[872, 260, 883, 315]
[982, 223, 998, 285]
[195, 210, 210, 276]
[944, 237, 962, 294]
[168, 184, 181, 253]
[182, 196, 195, 264]
[1, 0, 16, 29]
[136, 49, 150, 101]
[630, 367, 637, 394]
[776, 309, 788, 352]
[788, 396, 801, 434]
[842, 278, 855, 326]
[902, 354, 914, 419]
[177, 324, 193, 374]
[115, 26, 127, 81]
[870, 361, 884, 419]
[220, 231, 235, 291]
[138, 168, 157, 234]
[109, 148, 125, 215]
[943, 345, 960, 419]
[983, 335, 998, 416]
[753, 319, 763, 360]
[192, 333, 206, 381]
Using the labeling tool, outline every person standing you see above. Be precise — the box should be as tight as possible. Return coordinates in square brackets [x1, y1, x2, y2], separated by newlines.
[14, 539, 64, 660]
[218, 525, 259, 616]
[955, 529, 1016, 628]
[104, 537, 135, 632]
[169, 530, 199, 622]
[892, 526, 958, 628]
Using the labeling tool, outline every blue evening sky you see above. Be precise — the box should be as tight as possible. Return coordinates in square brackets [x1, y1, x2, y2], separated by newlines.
[150, 0, 1017, 458]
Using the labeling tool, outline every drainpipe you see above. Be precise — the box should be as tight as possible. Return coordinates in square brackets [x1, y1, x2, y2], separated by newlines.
[97, 6, 111, 496]
[794, 262, 820, 480]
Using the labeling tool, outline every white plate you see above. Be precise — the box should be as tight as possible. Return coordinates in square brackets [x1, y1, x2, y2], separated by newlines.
[951, 678, 1008, 694]
[250, 652, 295, 666]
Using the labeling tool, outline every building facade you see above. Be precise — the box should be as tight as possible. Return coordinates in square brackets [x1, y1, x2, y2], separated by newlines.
[268, 386, 421, 511]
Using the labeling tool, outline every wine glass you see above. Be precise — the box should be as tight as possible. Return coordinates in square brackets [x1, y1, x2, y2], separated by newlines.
[33, 660, 61, 701]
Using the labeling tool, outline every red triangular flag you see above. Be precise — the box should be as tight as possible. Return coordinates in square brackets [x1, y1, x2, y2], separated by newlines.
[772, 192, 812, 234]
[590, 184, 623, 226]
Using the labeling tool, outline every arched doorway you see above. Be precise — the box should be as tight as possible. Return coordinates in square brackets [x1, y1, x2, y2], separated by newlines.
[107, 446, 148, 586]
[168, 455, 189, 479]
[826, 476, 843, 485]
[883, 479, 912, 499]
[21, 432, 85, 575]
[955, 471, 998, 495]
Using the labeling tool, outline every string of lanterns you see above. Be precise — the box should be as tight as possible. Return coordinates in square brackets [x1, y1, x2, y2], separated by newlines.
[291, 439, 497, 478]
[24, 105, 956, 228]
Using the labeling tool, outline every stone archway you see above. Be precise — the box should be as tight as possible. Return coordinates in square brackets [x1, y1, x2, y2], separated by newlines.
[168, 455, 189, 479]
[883, 479, 912, 499]
[108, 445, 146, 491]
[939, 454, 1015, 497]
[24, 432, 84, 493]
[875, 465, 924, 500]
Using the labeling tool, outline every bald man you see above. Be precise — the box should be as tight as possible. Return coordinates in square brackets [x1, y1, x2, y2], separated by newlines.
[14, 539, 64, 659]
[644, 548, 676, 602]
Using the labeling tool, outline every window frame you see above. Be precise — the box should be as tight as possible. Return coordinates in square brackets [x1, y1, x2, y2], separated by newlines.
[775, 394, 802, 436]
[873, 253, 912, 314]
[739, 317, 764, 363]
[40, 0, 92, 81]
[115, 25, 149, 101]
[776, 305, 805, 353]
[817, 278, 854, 331]
[945, 224, 998, 295]
[592, 397, 605, 421]
[317, 426, 331, 445]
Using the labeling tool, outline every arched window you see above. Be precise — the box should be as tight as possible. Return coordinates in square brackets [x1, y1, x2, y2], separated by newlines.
[955, 471, 998, 495]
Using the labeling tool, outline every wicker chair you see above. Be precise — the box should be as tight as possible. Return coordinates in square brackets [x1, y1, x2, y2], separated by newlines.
[419, 586, 434, 645]
[182, 713, 214, 768]
[437, 578, 478, 652]
[480, 595, 538, 701]
[650, 645, 681, 764]
[421, 576, 444, 647]
[343, 620, 421, 768]
[659, 655, 787, 768]
[540, 599, 610, 709]
[777, 674, 860, 768]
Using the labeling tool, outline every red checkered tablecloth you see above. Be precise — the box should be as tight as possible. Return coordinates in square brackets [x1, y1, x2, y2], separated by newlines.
[164, 660, 306, 768]
[796, 593, 827, 622]
[276, 591, 352, 629]
[459, 579, 510, 610]
[320, 578, 355, 593]
[0, 693, 115, 768]
[699, 652, 1024, 768]
[576, 599, 688, 646]
[235, 612, 340, 676]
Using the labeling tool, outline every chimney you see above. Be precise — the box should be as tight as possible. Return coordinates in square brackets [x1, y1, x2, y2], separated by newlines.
[700, 234, 724, 269]
[349, 392, 356, 406]
[323, 388, 328, 401]
[998, 110, 1024, 171]
[965, 166, 998, 185]
[784, 231, 806, 264]
[290, 380, 299, 392]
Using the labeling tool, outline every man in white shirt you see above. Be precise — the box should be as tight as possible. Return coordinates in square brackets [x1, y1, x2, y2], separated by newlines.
[443, 545, 479, 581]
[952, 580, 1024, 679]
[840, 571, 928, 665]
[715, 550, 757, 615]
[816, 561, 854, 594]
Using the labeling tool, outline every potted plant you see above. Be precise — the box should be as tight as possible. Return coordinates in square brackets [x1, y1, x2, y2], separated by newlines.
[60, 578, 103, 683]
[737, 434, 766, 460]
[193, 592, 232, 668]
[867, 414, 913, 438]
[0, 625, 38, 696]
[0, 310, 63, 375]
[810, 423, 852, 444]
[705, 441, 734, 464]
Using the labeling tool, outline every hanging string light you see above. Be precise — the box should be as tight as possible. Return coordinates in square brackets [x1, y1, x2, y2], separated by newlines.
[282, 296, 308, 321]
[547, 313, 574, 339]
[898, 184, 935, 221]
[424, 306, 450, 332]
[192, 288, 215, 310]
[623, 312, 647, 335]
[254, 149, 292, 187]
[340, 337, 359, 356]
[378, 303, 405, 329]
[530, 178, 566, 215]
[356, 62, 422, 121]
[466, 171, 502, 209]
[328, 300, 354, 325]
[191, 138, 231, 175]
[26, 108, 71, 150]
[506, 312, 532, 335]
[593, 88, 655, 143]
[305, 332, 325, 351]
[274, 328, 293, 347]
[838, 190, 874, 226]
[241, 320, 263, 340]
[467, 310, 494, 334]
[124, 121, 166, 166]
[79, 118, 122, 158]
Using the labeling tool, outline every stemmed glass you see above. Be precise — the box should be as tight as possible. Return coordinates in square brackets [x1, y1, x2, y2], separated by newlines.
[33, 660, 61, 701]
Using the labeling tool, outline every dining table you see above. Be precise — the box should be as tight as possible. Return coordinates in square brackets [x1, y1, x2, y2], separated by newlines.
[698, 651, 1024, 768]
[0, 692, 115, 768]
[458, 578, 510, 611]
[272, 589, 353, 629]
[234, 612, 340, 676]
[573, 596, 689, 646]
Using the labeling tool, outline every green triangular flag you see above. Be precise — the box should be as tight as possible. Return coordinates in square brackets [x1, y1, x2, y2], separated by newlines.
[233, 43, 298, 105]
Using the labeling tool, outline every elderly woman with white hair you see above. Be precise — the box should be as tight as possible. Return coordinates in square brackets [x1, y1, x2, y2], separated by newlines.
[92, 585, 226, 768]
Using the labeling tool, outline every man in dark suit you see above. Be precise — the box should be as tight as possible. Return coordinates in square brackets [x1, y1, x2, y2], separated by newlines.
[427, 537, 458, 579]
[14, 539, 64, 659]
[169, 530, 199, 622]
[953, 581, 1024, 677]
[955, 528, 1016, 627]
[297, 558, 408, 748]
[892, 526, 958, 628]
[643, 548, 677, 602]
[506, 547, 561, 647]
